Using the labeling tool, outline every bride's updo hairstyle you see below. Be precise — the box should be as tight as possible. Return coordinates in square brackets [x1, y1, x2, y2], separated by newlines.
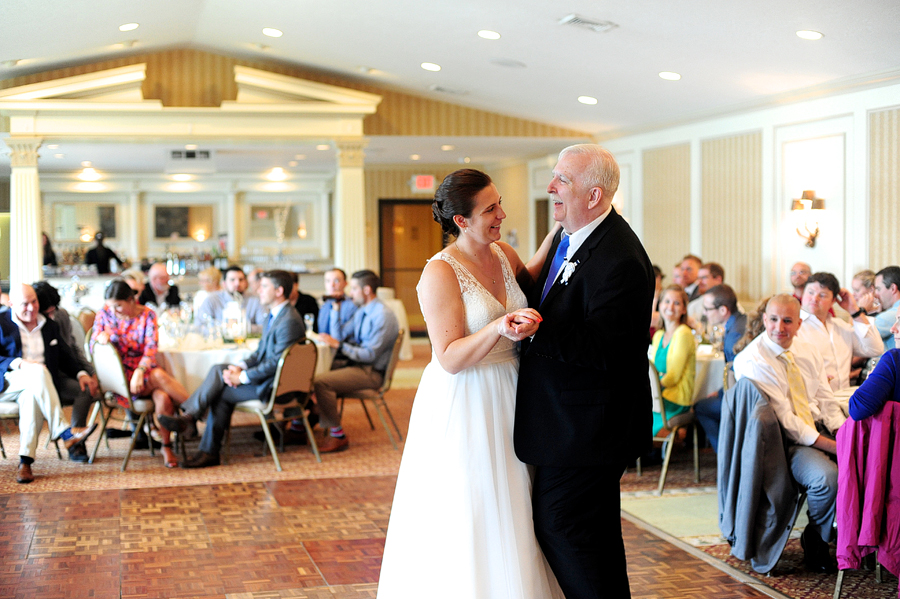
[432, 169, 492, 237]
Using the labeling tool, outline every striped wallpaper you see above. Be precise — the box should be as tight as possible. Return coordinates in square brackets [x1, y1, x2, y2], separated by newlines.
[701, 131, 763, 299]
[642, 143, 691, 274]
[870, 107, 900, 269]
[1, 49, 588, 138]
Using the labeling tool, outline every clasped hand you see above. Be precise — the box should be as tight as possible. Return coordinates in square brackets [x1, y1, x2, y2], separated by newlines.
[223, 364, 244, 387]
[498, 308, 542, 341]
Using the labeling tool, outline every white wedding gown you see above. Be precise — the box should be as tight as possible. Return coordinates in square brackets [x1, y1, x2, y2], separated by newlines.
[377, 244, 564, 599]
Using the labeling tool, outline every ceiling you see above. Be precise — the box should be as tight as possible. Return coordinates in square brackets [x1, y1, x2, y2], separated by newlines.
[2, 0, 899, 177]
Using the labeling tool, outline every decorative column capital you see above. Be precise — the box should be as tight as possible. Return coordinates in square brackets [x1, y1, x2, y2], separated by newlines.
[4, 137, 43, 168]
[334, 138, 368, 168]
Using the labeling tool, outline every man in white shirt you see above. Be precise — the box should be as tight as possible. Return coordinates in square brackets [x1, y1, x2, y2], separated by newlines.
[734, 294, 845, 573]
[797, 272, 883, 391]
[680, 254, 703, 301]
[197, 265, 268, 331]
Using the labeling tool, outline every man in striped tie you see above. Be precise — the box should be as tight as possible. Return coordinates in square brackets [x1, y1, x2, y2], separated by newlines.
[734, 293, 846, 573]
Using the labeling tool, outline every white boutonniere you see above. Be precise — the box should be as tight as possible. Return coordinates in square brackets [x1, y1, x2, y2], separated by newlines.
[560, 260, 579, 285]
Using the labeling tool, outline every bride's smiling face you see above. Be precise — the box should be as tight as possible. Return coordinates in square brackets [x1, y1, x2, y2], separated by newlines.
[455, 183, 505, 243]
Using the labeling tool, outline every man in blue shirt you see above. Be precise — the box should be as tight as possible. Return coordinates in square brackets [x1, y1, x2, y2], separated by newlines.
[317, 268, 358, 336]
[314, 270, 399, 453]
[693, 284, 747, 452]
[197, 265, 268, 331]
[874, 266, 900, 350]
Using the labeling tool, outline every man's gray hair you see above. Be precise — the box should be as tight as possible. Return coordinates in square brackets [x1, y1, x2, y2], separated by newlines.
[558, 144, 620, 200]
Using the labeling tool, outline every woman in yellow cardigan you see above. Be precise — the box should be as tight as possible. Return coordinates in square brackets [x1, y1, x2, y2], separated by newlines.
[649, 285, 696, 436]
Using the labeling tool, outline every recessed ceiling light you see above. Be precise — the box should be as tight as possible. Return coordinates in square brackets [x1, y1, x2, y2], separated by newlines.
[185, 144, 198, 150]
[119, 23, 139, 32]
[410, 154, 421, 161]
[288, 161, 298, 167]
[441, 145, 455, 151]
[578, 96, 598, 105]
[54, 154, 65, 159]
[316, 144, 330, 151]
[659, 71, 682, 81]
[796, 30, 824, 40]
[266, 167, 288, 181]
[171, 174, 193, 182]
[478, 30, 501, 40]
[262, 28, 283, 38]
[421, 62, 441, 72]
[81, 161, 92, 167]
[463, 157, 471, 164]
[294, 154, 306, 160]
[78, 167, 101, 182]
[47, 144, 59, 149]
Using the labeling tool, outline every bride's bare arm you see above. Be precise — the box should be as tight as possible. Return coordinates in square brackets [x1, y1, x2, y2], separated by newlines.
[419, 260, 540, 375]
[497, 223, 561, 291]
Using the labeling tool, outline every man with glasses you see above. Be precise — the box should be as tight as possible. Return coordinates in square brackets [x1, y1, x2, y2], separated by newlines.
[693, 284, 746, 452]
[790, 262, 812, 303]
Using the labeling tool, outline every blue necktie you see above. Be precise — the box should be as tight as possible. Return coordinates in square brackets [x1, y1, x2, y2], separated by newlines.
[264, 313, 273, 335]
[540, 234, 570, 303]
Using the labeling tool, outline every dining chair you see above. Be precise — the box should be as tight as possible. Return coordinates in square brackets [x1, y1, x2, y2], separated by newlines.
[77, 308, 96, 336]
[0, 392, 21, 459]
[88, 342, 159, 471]
[637, 359, 699, 495]
[337, 329, 405, 450]
[226, 339, 320, 470]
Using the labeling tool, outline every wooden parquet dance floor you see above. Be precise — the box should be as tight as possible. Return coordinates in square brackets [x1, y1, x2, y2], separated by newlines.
[0, 473, 769, 599]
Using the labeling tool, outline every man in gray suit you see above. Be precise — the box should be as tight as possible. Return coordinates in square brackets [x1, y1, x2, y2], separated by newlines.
[160, 270, 305, 468]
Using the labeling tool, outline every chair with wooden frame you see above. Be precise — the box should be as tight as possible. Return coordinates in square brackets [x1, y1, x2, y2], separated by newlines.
[337, 329, 405, 450]
[226, 340, 320, 470]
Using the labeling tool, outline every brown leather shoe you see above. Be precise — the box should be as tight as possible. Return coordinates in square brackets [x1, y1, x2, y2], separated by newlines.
[63, 423, 98, 450]
[17, 463, 34, 484]
[318, 435, 349, 453]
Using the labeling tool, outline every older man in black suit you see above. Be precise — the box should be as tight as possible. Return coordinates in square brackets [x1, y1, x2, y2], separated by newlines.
[515, 144, 654, 598]
[160, 270, 304, 468]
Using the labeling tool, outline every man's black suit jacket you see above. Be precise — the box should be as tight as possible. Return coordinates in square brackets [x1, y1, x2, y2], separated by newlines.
[0, 311, 83, 393]
[514, 208, 655, 468]
[138, 284, 181, 307]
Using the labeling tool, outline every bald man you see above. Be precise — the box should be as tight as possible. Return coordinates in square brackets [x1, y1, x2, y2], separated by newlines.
[790, 262, 812, 302]
[138, 263, 181, 307]
[0, 285, 98, 483]
[734, 294, 845, 573]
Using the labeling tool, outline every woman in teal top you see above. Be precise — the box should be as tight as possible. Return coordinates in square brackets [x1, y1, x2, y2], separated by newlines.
[649, 285, 696, 436]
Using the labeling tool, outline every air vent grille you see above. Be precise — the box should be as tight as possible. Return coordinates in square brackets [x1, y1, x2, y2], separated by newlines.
[558, 14, 618, 33]
[429, 84, 468, 95]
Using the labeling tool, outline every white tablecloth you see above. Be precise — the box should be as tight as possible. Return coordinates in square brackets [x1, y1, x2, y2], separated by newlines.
[159, 337, 334, 394]
[693, 346, 726, 403]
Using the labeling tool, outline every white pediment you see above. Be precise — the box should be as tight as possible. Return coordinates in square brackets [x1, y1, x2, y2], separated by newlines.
[0, 64, 147, 102]
[225, 66, 381, 113]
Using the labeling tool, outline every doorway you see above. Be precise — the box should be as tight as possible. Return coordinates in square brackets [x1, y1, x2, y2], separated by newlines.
[379, 200, 444, 335]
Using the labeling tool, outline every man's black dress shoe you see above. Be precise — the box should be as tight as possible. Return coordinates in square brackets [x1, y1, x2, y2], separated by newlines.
[253, 425, 307, 445]
[158, 413, 194, 435]
[181, 451, 220, 469]
[68, 442, 89, 463]
[801, 527, 837, 573]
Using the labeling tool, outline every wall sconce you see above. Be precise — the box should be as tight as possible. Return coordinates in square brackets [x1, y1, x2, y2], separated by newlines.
[193, 229, 207, 242]
[791, 190, 825, 248]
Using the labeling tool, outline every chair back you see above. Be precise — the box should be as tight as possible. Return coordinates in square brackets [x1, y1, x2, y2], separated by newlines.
[92, 342, 131, 399]
[78, 308, 96, 335]
[649, 360, 667, 429]
[723, 361, 735, 392]
[379, 329, 405, 393]
[266, 340, 318, 411]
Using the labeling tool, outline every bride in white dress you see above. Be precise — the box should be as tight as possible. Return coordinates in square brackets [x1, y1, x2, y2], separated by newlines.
[377, 169, 563, 599]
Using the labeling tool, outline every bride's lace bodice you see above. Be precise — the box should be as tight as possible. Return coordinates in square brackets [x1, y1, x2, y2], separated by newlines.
[425, 243, 527, 355]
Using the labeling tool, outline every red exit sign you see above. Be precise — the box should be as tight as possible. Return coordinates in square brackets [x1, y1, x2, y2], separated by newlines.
[409, 174, 435, 193]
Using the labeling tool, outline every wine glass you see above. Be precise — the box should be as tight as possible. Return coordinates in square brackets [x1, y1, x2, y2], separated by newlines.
[303, 313, 315, 335]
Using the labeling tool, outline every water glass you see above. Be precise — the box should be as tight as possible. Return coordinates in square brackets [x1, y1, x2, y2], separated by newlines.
[303, 313, 315, 335]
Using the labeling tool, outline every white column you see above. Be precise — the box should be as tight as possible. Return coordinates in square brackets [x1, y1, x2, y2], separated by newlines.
[5, 137, 43, 285]
[127, 187, 143, 263]
[333, 139, 368, 273]
[225, 187, 238, 259]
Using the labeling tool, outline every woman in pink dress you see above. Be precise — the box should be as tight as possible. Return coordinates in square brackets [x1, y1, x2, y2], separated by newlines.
[91, 279, 189, 467]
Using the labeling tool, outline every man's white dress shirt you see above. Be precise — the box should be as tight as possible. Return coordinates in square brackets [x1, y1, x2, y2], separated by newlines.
[796, 310, 883, 391]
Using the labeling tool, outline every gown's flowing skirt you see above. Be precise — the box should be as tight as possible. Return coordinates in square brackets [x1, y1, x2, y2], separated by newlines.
[377, 349, 562, 599]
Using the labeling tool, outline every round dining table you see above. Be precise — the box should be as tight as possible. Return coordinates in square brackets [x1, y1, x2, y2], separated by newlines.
[693, 345, 726, 402]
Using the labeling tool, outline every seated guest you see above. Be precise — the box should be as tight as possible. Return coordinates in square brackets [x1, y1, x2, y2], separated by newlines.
[91, 280, 189, 468]
[120, 268, 146, 303]
[874, 266, 900, 350]
[197, 265, 267, 330]
[649, 285, 696, 437]
[158, 270, 304, 468]
[790, 262, 812, 303]
[680, 255, 703, 301]
[314, 270, 400, 452]
[1, 285, 98, 482]
[797, 272, 883, 391]
[734, 294, 846, 572]
[246, 268, 264, 295]
[693, 284, 747, 452]
[687, 262, 724, 325]
[32, 282, 100, 439]
[851, 270, 881, 316]
[289, 272, 320, 331]
[138, 262, 181, 307]
[318, 268, 358, 336]
[848, 349, 900, 421]
[193, 266, 222, 314]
